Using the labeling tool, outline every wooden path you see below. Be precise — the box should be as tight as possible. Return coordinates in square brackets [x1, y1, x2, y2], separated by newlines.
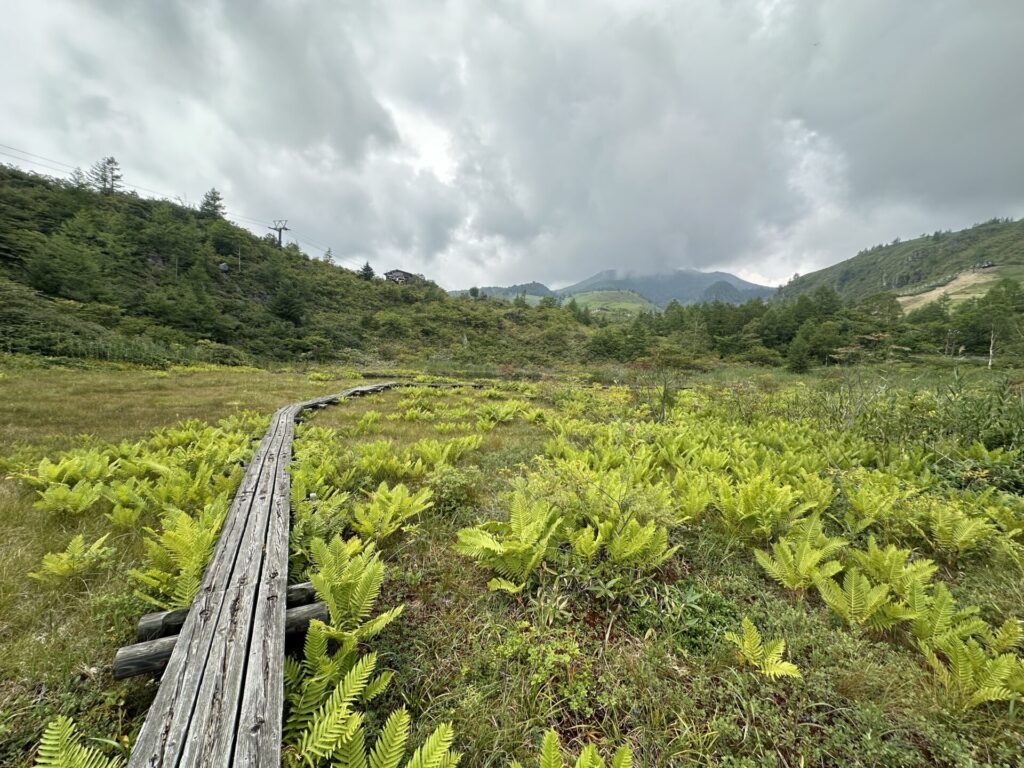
[123, 382, 398, 768]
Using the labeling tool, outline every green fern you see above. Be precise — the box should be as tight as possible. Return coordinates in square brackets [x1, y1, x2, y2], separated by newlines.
[814, 568, 915, 632]
[724, 617, 802, 680]
[293, 653, 376, 764]
[754, 515, 846, 594]
[29, 534, 114, 584]
[714, 472, 809, 542]
[924, 636, 1020, 710]
[909, 582, 988, 653]
[910, 500, 997, 564]
[601, 518, 677, 569]
[509, 730, 631, 768]
[848, 537, 937, 598]
[671, 473, 714, 522]
[839, 470, 908, 534]
[352, 482, 433, 542]
[283, 535, 411, 766]
[34, 716, 125, 768]
[128, 497, 228, 609]
[105, 504, 142, 529]
[983, 618, 1023, 654]
[33, 480, 108, 517]
[20, 450, 114, 491]
[305, 535, 404, 637]
[455, 493, 562, 592]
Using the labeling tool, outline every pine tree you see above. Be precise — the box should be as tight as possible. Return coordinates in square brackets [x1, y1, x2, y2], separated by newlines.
[199, 188, 225, 218]
[87, 157, 122, 195]
[69, 167, 88, 190]
[359, 262, 376, 281]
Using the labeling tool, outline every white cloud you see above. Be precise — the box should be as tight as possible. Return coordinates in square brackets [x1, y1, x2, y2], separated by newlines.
[3, 0, 1023, 290]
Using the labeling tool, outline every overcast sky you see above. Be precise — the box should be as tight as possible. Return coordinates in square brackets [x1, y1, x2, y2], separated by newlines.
[3, 1, 1023, 289]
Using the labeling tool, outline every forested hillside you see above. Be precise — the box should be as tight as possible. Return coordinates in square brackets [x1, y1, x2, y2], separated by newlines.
[778, 218, 1024, 304]
[5, 163, 1024, 373]
[0, 165, 589, 366]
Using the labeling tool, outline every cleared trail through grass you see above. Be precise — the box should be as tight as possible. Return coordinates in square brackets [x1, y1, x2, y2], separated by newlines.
[124, 383, 397, 768]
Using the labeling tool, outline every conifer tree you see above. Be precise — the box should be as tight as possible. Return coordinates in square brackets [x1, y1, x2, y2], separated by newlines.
[87, 157, 122, 195]
[199, 188, 225, 218]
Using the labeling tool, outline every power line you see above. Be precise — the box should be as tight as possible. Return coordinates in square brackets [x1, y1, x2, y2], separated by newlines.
[0, 149, 72, 177]
[224, 209, 271, 227]
[0, 142, 78, 170]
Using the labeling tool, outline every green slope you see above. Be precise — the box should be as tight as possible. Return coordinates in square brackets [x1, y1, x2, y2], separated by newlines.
[777, 218, 1024, 305]
[571, 289, 657, 315]
[0, 164, 590, 366]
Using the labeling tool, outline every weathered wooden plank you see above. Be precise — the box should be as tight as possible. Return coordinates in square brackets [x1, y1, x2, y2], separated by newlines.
[114, 603, 329, 680]
[233, 410, 296, 765]
[127, 413, 289, 768]
[177, 416, 290, 767]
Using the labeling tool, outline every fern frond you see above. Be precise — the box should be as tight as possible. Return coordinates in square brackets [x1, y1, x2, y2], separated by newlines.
[403, 722, 455, 768]
[368, 707, 410, 768]
[726, 616, 801, 679]
[34, 716, 124, 768]
[610, 746, 632, 768]
[573, 745, 605, 768]
[332, 724, 368, 768]
[539, 730, 564, 768]
[295, 653, 377, 762]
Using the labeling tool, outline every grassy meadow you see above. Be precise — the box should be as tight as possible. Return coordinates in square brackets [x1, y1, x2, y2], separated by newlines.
[1, 356, 1023, 766]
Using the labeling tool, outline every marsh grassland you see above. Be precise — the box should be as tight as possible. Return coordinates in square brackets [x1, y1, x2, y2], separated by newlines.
[3, 359, 1023, 766]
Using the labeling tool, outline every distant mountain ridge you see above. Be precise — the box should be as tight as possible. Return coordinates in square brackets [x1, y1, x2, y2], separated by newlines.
[453, 268, 776, 308]
[556, 268, 775, 306]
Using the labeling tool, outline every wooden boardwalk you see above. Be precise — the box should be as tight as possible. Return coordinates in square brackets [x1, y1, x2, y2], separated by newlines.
[124, 383, 397, 768]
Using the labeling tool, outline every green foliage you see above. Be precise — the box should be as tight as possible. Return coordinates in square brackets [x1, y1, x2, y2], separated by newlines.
[17, 412, 266, 607]
[724, 617, 802, 680]
[908, 582, 988, 654]
[909, 499, 998, 564]
[713, 472, 809, 542]
[28, 534, 114, 584]
[848, 537, 937, 598]
[754, 515, 846, 593]
[306, 535, 404, 635]
[352, 483, 434, 543]
[128, 499, 228, 609]
[778, 217, 1024, 305]
[509, 730, 632, 768]
[32, 480, 108, 517]
[456, 494, 562, 593]
[281, 534, 460, 768]
[924, 636, 1020, 710]
[20, 451, 114, 490]
[839, 470, 910, 535]
[0, 164, 592, 366]
[815, 567, 915, 632]
[34, 716, 124, 768]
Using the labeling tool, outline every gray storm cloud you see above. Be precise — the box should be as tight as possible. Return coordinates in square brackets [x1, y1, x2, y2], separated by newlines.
[3, 0, 1023, 288]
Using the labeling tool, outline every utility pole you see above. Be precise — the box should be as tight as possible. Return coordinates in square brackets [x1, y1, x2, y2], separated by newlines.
[269, 219, 289, 248]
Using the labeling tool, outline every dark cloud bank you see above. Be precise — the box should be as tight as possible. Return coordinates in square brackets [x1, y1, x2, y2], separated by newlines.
[4, 0, 1023, 289]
